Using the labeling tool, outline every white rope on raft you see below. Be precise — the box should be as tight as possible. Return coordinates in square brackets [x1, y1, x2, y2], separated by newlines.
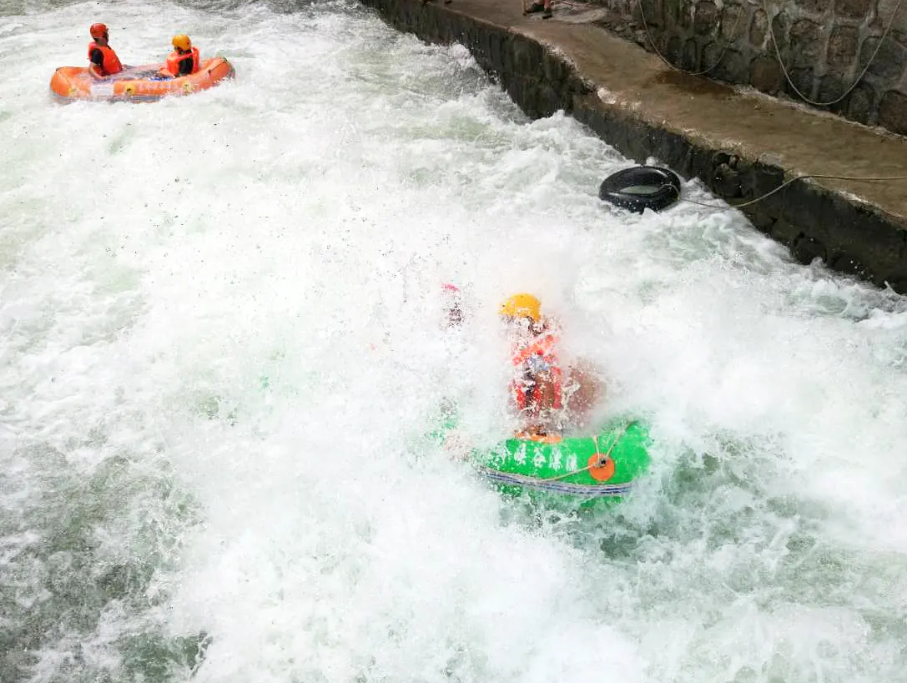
[475, 422, 633, 491]
[535, 422, 629, 482]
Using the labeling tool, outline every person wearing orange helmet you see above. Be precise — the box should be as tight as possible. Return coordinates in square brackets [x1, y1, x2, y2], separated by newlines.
[87, 23, 123, 79]
[161, 34, 200, 78]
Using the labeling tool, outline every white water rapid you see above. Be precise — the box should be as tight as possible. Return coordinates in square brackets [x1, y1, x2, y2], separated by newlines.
[2, 1, 906, 682]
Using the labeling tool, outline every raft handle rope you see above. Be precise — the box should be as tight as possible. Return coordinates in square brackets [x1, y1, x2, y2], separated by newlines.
[537, 423, 629, 482]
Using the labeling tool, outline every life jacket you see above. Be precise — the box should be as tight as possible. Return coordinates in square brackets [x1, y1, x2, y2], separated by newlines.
[87, 42, 123, 76]
[164, 47, 200, 77]
[509, 330, 563, 411]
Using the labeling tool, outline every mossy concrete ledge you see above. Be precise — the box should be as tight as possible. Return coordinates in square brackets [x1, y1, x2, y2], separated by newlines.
[359, 0, 907, 293]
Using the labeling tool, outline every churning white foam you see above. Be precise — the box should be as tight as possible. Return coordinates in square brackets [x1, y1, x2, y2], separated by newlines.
[1, 1, 906, 682]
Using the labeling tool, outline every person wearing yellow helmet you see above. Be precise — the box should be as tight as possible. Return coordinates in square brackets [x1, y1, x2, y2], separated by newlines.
[162, 34, 200, 78]
[499, 293, 543, 323]
[499, 293, 564, 437]
[499, 293, 604, 438]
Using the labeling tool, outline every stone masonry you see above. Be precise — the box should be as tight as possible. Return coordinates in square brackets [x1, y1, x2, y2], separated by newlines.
[589, 0, 907, 135]
[358, 0, 907, 292]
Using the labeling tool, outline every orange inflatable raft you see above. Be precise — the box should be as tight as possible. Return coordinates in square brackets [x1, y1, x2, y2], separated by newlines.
[50, 57, 235, 103]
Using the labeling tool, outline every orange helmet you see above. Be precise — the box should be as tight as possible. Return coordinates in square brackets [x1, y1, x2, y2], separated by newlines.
[90, 23, 108, 39]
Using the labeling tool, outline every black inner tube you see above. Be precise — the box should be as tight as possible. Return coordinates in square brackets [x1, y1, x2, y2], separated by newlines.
[598, 166, 682, 214]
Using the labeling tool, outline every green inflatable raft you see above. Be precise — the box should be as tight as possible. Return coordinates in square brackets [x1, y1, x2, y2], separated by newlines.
[433, 412, 652, 511]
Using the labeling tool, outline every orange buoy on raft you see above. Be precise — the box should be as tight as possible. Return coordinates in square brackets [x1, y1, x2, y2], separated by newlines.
[49, 57, 235, 103]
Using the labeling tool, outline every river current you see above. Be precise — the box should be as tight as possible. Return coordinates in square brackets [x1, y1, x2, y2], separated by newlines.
[1, 1, 906, 682]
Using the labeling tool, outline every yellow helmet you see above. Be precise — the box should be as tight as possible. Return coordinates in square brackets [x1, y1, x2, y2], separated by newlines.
[499, 293, 541, 321]
[172, 34, 191, 51]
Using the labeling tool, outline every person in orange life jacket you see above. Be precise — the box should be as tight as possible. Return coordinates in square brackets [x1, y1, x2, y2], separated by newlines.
[499, 293, 604, 437]
[87, 23, 123, 79]
[499, 293, 564, 437]
[162, 34, 200, 78]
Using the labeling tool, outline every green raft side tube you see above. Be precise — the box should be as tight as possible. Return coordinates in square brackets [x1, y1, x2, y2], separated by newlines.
[470, 419, 652, 511]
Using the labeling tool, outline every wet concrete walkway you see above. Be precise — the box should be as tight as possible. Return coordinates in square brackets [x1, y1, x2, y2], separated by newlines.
[362, 0, 907, 291]
[478, 0, 907, 213]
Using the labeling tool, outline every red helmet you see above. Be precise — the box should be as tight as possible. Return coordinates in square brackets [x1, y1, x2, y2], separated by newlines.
[90, 23, 108, 39]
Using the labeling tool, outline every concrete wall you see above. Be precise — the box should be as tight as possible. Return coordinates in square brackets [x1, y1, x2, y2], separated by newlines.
[591, 0, 907, 135]
[358, 0, 907, 293]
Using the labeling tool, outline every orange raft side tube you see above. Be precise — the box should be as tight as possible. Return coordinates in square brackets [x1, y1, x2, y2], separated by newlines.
[50, 57, 235, 103]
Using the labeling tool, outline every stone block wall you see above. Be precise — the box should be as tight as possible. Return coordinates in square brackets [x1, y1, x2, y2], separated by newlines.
[589, 0, 907, 135]
[359, 0, 907, 292]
